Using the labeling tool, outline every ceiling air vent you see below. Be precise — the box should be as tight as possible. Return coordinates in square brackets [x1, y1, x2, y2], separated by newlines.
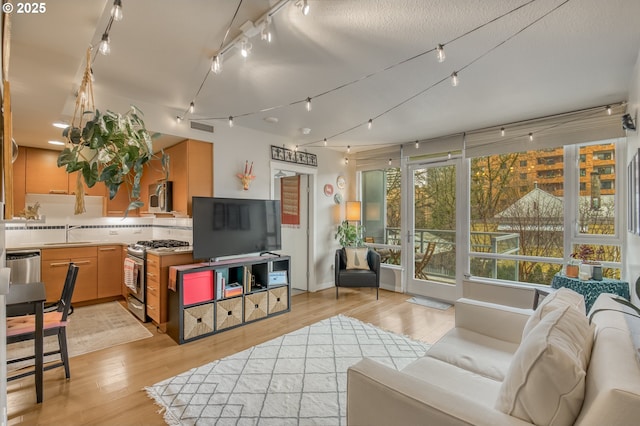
[190, 121, 214, 133]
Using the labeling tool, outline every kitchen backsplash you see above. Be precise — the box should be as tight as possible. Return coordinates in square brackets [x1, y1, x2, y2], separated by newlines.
[4, 194, 192, 248]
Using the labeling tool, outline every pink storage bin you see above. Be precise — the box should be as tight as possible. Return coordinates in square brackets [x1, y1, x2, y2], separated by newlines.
[182, 270, 214, 305]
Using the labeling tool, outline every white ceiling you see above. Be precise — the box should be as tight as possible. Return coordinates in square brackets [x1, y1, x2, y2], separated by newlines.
[6, 0, 640, 154]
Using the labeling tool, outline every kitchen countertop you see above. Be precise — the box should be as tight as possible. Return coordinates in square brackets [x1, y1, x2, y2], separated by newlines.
[7, 241, 127, 250]
[145, 247, 194, 256]
[7, 242, 193, 255]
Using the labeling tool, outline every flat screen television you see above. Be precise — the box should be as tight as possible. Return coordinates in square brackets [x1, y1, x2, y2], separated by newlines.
[192, 197, 282, 260]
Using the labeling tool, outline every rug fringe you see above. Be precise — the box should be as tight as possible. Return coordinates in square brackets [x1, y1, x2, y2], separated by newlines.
[144, 387, 182, 426]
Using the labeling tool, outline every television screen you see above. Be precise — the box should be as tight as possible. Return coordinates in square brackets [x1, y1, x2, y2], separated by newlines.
[192, 197, 282, 259]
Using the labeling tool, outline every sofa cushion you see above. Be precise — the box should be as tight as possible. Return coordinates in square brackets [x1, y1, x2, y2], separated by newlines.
[575, 293, 640, 425]
[425, 328, 519, 381]
[345, 247, 370, 270]
[402, 356, 503, 408]
[523, 287, 586, 338]
[495, 305, 594, 426]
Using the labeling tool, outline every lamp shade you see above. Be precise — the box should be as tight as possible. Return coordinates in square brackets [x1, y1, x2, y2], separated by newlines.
[346, 201, 361, 221]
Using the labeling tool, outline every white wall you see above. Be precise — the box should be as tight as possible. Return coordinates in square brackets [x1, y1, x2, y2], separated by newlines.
[625, 48, 640, 305]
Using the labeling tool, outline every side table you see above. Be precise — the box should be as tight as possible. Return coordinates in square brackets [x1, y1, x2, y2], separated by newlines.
[551, 273, 630, 312]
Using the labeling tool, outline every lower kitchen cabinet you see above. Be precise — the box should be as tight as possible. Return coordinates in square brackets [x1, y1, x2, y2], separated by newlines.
[41, 247, 98, 303]
[97, 245, 123, 298]
[146, 252, 194, 326]
[167, 255, 291, 344]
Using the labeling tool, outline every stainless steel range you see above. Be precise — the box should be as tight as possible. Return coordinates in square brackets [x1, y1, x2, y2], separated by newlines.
[125, 239, 190, 321]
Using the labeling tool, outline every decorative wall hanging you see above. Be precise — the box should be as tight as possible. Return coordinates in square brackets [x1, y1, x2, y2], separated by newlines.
[323, 184, 334, 197]
[271, 145, 317, 167]
[237, 160, 255, 190]
[281, 175, 300, 226]
[336, 175, 346, 190]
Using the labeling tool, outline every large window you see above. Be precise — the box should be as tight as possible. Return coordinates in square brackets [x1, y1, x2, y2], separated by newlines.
[469, 140, 622, 285]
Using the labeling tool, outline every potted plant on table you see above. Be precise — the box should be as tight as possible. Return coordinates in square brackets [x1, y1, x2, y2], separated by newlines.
[569, 245, 605, 280]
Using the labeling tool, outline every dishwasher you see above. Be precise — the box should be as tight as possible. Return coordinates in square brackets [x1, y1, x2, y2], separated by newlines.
[6, 249, 41, 284]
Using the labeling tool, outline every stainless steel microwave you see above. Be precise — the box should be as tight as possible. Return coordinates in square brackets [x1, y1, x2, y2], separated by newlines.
[148, 181, 173, 213]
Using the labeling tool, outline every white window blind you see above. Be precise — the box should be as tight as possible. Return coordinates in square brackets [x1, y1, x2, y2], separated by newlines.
[464, 104, 627, 158]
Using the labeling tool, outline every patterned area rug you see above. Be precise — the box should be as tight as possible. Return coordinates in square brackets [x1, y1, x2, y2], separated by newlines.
[7, 301, 152, 371]
[146, 315, 430, 425]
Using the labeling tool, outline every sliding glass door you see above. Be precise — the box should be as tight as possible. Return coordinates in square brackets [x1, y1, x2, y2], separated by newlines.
[405, 160, 459, 301]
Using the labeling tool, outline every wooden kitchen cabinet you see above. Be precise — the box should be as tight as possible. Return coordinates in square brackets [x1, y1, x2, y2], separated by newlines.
[41, 246, 98, 303]
[161, 139, 213, 216]
[12, 146, 26, 216]
[104, 181, 140, 217]
[97, 245, 123, 298]
[146, 252, 194, 327]
[25, 148, 69, 195]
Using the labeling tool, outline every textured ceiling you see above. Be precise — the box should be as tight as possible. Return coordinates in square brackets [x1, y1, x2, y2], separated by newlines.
[6, 0, 640, 153]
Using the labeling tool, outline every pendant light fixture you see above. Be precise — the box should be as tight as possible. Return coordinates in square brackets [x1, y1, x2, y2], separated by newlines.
[306, 97, 312, 112]
[436, 44, 446, 63]
[415, 140, 419, 149]
[111, 0, 123, 21]
[228, 116, 234, 127]
[98, 33, 111, 55]
[450, 71, 459, 87]
[323, 138, 327, 146]
[368, 119, 373, 130]
[301, 0, 310, 16]
[501, 127, 505, 136]
[189, 102, 195, 114]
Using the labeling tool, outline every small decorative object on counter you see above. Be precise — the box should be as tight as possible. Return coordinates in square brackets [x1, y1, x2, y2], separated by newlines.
[237, 160, 255, 191]
[565, 261, 579, 278]
[17, 202, 41, 220]
[591, 264, 603, 281]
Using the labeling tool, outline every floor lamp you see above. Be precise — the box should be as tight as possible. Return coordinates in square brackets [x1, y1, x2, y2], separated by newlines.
[346, 201, 362, 244]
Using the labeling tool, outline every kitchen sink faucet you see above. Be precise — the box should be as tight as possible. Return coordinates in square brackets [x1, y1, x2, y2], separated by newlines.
[65, 224, 82, 243]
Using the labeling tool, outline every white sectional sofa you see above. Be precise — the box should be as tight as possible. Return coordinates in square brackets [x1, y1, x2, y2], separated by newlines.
[347, 290, 640, 425]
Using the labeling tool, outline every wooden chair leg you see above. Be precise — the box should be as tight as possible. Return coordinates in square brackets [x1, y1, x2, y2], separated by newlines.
[336, 286, 339, 299]
[376, 287, 379, 300]
[58, 328, 71, 379]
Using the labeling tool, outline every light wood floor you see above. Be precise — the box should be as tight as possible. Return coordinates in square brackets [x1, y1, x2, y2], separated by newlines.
[7, 288, 455, 425]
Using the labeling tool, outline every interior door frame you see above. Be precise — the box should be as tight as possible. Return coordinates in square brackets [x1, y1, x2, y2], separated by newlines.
[270, 161, 316, 292]
[403, 157, 463, 302]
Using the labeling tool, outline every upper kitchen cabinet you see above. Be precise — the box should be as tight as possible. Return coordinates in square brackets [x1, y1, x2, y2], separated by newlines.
[12, 146, 26, 217]
[16, 147, 105, 198]
[24, 147, 68, 195]
[139, 139, 213, 216]
[167, 139, 213, 216]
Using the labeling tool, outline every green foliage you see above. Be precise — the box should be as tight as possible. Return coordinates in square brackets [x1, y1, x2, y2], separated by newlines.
[335, 220, 364, 247]
[57, 107, 163, 215]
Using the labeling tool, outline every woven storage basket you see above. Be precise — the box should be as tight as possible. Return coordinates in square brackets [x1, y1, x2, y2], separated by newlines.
[244, 291, 268, 322]
[183, 303, 214, 340]
[268, 286, 288, 314]
[216, 297, 243, 330]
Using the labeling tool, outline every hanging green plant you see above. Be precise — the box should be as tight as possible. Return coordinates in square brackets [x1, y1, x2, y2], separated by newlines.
[57, 106, 158, 215]
[55, 48, 164, 216]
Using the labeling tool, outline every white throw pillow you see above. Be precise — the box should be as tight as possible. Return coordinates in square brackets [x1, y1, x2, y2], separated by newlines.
[496, 305, 594, 426]
[345, 247, 370, 270]
[523, 287, 586, 338]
